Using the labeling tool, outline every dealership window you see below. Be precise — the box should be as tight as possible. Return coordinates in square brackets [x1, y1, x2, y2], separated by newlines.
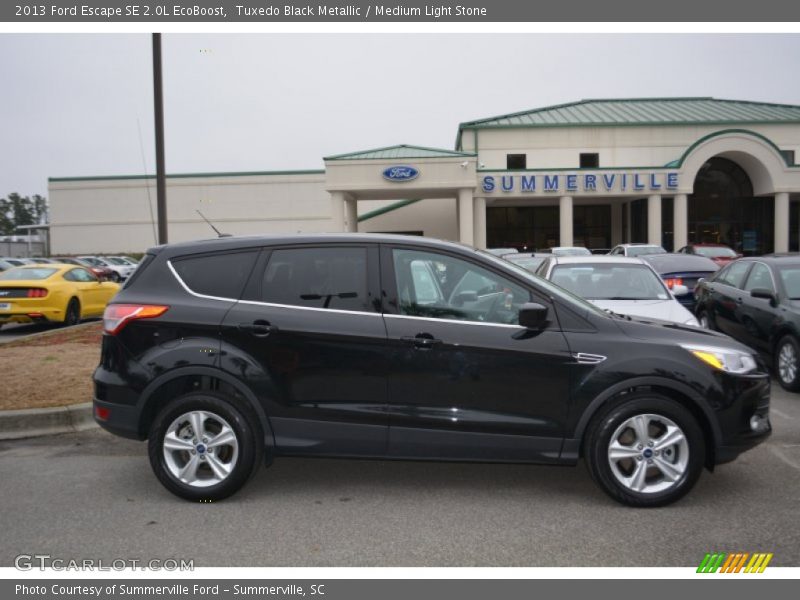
[580, 153, 599, 168]
[781, 150, 796, 165]
[506, 154, 527, 169]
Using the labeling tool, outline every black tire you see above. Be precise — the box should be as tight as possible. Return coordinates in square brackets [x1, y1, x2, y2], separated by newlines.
[696, 308, 714, 330]
[110, 272, 121, 283]
[64, 298, 81, 326]
[774, 335, 800, 392]
[584, 393, 705, 507]
[148, 391, 263, 501]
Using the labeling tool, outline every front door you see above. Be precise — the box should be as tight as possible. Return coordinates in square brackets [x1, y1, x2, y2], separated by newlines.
[221, 244, 389, 456]
[381, 245, 572, 462]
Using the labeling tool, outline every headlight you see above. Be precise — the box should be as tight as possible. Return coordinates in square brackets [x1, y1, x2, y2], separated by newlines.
[680, 343, 757, 374]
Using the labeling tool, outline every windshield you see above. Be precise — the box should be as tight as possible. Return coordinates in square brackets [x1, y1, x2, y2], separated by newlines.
[0, 267, 58, 281]
[104, 257, 128, 265]
[627, 246, 666, 257]
[695, 246, 737, 258]
[551, 247, 591, 256]
[81, 257, 106, 266]
[477, 250, 608, 318]
[550, 263, 669, 301]
[778, 266, 800, 299]
[506, 256, 546, 272]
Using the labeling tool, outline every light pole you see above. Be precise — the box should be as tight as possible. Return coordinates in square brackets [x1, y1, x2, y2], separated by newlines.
[153, 33, 168, 244]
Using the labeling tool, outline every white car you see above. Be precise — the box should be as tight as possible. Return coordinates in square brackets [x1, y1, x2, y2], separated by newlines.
[78, 256, 136, 281]
[537, 256, 699, 326]
[608, 243, 667, 257]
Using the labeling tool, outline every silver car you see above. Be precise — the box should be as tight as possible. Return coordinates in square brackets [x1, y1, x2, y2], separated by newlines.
[537, 255, 698, 326]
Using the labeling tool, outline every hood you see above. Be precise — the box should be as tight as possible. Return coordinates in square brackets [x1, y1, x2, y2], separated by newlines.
[589, 298, 697, 326]
[611, 312, 756, 354]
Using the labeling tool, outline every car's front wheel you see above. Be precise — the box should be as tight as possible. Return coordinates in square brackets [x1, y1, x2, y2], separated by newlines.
[148, 392, 263, 501]
[775, 335, 800, 391]
[585, 393, 705, 507]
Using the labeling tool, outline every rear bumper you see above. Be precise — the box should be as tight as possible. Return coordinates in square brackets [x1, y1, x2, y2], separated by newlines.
[93, 364, 146, 440]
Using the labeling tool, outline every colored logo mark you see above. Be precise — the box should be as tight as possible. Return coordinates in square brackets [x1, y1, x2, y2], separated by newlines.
[382, 166, 419, 182]
[697, 552, 773, 573]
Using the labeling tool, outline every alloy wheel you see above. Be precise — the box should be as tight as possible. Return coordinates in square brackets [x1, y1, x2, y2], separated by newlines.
[162, 410, 239, 488]
[607, 413, 689, 494]
[778, 342, 797, 384]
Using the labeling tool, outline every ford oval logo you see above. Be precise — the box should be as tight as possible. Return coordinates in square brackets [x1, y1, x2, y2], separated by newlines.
[382, 166, 419, 182]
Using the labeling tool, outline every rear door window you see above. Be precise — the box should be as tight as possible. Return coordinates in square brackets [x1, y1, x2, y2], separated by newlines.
[172, 250, 258, 299]
[261, 247, 369, 312]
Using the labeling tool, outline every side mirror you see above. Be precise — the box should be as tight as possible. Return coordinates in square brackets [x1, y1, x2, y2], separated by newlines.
[671, 284, 689, 297]
[750, 288, 778, 306]
[519, 302, 548, 329]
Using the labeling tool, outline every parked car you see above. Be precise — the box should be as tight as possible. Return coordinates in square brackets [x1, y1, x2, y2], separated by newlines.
[537, 256, 698, 326]
[93, 234, 770, 507]
[51, 257, 116, 281]
[608, 243, 667, 257]
[486, 247, 518, 256]
[677, 243, 740, 266]
[591, 248, 611, 255]
[693, 254, 800, 391]
[0, 259, 18, 272]
[0, 257, 32, 267]
[549, 246, 591, 256]
[78, 256, 136, 282]
[501, 252, 550, 273]
[0, 264, 119, 328]
[640, 254, 720, 312]
[108, 255, 140, 266]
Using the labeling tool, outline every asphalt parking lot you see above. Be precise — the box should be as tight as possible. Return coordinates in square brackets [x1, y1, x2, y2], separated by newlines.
[0, 384, 798, 568]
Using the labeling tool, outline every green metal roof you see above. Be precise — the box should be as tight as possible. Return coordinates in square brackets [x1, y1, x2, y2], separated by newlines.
[325, 144, 475, 161]
[457, 97, 800, 147]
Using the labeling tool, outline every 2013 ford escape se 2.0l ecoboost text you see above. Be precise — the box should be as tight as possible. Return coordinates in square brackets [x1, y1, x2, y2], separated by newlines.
[93, 234, 771, 507]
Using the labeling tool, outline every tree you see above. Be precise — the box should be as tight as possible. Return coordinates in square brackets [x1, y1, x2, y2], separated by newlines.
[0, 193, 49, 235]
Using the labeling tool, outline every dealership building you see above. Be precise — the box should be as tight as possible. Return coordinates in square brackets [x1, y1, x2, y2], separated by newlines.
[49, 97, 800, 255]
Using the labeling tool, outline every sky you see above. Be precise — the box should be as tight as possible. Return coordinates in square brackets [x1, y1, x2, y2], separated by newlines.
[1, 33, 800, 198]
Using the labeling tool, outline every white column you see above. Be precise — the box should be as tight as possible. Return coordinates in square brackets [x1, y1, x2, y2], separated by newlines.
[610, 202, 622, 246]
[329, 191, 346, 232]
[458, 188, 474, 246]
[559, 196, 573, 247]
[344, 197, 358, 233]
[775, 192, 790, 253]
[473, 197, 487, 250]
[647, 194, 662, 246]
[673, 194, 688, 251]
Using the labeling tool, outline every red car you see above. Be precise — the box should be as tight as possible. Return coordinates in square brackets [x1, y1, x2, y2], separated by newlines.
[676, 243, 741, 265]
[50, 257, 116, 281]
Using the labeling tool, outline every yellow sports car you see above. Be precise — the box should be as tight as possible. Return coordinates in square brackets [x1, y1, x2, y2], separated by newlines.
[0, 264, 120, 328]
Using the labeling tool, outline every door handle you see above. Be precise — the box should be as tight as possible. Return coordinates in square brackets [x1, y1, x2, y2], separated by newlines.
[238, 320, 278, 337]
[401, 334, 443, 349]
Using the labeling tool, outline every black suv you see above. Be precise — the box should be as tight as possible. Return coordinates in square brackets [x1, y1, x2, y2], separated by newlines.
[94, 234, 771, 507]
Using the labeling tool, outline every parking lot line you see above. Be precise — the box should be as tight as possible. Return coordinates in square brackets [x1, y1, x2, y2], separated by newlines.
[768, 445, 800, 471]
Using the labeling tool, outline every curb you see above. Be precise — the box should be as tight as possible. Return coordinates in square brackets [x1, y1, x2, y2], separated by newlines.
[0, 319, 100, 345]
[0, 402, 98, 440]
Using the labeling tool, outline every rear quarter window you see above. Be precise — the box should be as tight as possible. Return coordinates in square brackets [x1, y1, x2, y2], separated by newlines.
[172, 250, 258, 299]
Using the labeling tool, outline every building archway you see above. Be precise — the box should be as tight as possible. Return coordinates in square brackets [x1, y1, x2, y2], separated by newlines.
[688, 156, 773, 255]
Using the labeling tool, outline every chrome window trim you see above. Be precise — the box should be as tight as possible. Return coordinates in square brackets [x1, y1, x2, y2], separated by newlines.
[168, 259, 382, 317]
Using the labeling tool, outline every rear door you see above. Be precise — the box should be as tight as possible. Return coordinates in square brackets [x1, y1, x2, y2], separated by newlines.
[381, 245, 572, 462]
[220, 244, 389, 456]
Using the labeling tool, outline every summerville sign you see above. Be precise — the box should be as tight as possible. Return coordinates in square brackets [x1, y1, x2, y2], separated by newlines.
[481, 171, 680, 194]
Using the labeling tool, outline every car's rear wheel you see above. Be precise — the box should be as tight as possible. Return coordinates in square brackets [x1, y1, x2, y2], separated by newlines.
[110, 272, 121, 282]
[585, 393, 705, 507]
[775, 335, 800, 391]
[64, 298, 80, 326]
[148, 392, 263, 501]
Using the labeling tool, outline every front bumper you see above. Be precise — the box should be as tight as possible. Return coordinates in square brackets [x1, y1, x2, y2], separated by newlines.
[712, 370, 771, 464]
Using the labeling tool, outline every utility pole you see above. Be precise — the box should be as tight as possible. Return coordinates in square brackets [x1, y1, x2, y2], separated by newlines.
[152, 33, 168, 244]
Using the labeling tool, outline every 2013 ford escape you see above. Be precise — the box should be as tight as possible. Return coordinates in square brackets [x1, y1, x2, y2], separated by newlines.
[93, 234, 771, 507]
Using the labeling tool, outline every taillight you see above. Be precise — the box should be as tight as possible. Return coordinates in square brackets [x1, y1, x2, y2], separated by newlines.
[103, 304, 169, 335]
[26, 288, 48, 298]
[665, 278, 684, 290]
